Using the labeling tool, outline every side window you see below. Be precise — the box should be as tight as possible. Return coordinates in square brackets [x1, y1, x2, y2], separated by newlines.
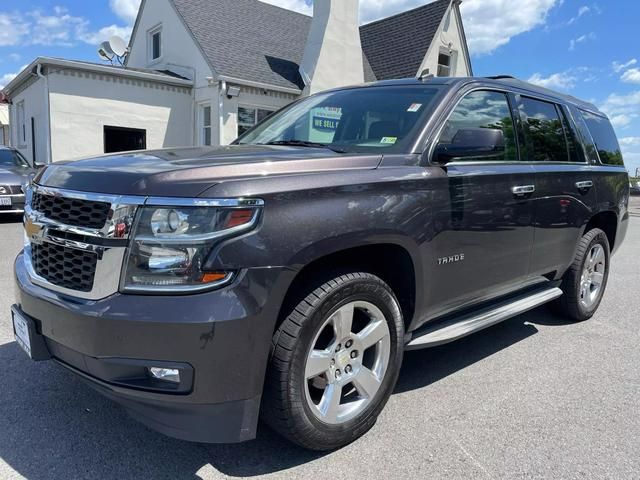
[437, 90, 517, 162]
[519, 97, 571, 162]
[580, 110, 624, 166]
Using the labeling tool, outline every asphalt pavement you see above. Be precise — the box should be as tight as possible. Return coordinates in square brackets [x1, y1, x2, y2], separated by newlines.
[0, 198, 639, 479]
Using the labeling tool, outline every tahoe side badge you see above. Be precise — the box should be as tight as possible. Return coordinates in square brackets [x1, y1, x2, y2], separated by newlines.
[438, 253, 465, 265]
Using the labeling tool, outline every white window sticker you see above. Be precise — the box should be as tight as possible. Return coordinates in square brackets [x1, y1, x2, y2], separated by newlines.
[407, 103, 422, 113]
[380, 137, 398, 144]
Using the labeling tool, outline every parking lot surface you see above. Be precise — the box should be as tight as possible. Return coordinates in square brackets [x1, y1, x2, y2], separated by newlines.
[0, 197, 639, 480]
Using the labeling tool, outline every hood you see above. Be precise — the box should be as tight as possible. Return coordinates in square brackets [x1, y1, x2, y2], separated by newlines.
[36, 145, 382, 197]
[0, 165, 32, 186]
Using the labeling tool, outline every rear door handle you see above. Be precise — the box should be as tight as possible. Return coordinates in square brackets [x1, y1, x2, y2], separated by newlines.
[511, 185, 535, 196]
[575, 180, 594, 190]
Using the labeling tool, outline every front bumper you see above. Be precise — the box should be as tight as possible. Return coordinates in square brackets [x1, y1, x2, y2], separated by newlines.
[14, 252, 293, 443]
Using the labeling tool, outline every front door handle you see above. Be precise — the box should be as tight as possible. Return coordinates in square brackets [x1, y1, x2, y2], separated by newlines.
[511, 185, 535, 196]
[575, 180, 594, 191]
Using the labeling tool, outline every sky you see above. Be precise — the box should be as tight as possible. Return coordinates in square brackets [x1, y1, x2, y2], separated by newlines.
[0, 0, 638, 173]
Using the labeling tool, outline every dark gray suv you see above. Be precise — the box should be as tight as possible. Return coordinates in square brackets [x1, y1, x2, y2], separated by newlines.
[12, 76, 630, 451]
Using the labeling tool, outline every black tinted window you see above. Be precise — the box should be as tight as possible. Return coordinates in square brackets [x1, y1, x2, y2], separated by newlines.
[580, 110, 624, 166]
[438, 90, 517, 162]
[238, 86, 441, 153]
[520, 97, 570, 162]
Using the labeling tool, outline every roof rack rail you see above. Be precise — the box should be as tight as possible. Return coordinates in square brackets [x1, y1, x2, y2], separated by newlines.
[486, 75, 517, 80]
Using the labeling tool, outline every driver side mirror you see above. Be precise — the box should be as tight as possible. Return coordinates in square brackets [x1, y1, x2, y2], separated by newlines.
[433, 128, 505, 164]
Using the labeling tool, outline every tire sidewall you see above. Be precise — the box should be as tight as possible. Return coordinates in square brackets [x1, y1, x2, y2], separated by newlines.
[290, 276, 404, 445]
[574, 231, 611, 318]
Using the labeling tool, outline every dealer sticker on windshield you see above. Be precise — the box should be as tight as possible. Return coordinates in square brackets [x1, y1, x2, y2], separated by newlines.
[380, 137, 398, 144]
[407, 103, 422, 112]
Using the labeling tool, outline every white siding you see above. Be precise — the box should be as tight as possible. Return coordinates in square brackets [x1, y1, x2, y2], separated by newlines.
[418, 5, 471, 78]
[48, 70, 192, 162]
[127, 0, 212, 90]
[9, 78, 49, 164]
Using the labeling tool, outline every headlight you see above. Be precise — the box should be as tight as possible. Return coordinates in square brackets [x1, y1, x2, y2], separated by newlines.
[121, 202, 262, 293]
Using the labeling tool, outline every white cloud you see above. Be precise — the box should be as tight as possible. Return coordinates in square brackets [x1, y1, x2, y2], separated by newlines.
[0, 6, 134, 48]
[0, 65, 28, 90]
[8, 53, 21, 62]
[78, 25, 133, 46]
[567, 5, 591, 24]
[109, 0, 142, 25]
[0, 72, 18, 90]
[613, 58, 638, 73]
[261, 0, 560, 56]
[569, 32, 596, 51]
[260, 0, 311, 15]
[600, 91, 640, 129]
[0, 13, 30, 46]
[621, 68, 640, 84]
[528, 71, 578, 91]
[460, 0, 560, 55]
[620, 137, 640, 147]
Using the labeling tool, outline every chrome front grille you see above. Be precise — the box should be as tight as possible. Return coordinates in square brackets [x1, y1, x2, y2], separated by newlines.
[32, 191, 111, 229]
[0, 185, 22, 195]
[23, 186, 143, 300]
[32, 242, 98, 292]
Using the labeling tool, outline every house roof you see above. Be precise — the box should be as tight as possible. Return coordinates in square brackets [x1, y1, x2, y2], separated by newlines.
[360, 0, 451, 81]
[171, 0, 453, 91]
[1, 57, 193, 96]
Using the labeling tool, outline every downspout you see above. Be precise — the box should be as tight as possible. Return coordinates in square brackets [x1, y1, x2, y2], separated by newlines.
[36, 64, 52, 164]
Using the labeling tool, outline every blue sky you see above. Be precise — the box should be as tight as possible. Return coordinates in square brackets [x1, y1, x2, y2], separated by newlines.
[0, 0, 638, 173]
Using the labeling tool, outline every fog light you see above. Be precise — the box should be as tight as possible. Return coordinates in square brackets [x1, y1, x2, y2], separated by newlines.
[148, 367, 180, 383]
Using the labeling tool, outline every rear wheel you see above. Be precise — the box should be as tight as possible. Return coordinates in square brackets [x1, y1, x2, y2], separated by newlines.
[262, 272, 404, 451]
[555, 228, 610, 322]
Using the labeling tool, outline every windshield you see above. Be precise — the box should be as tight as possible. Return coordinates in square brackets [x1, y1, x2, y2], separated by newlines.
[236, 85, 442, 153]
[0, 150, 30, 168]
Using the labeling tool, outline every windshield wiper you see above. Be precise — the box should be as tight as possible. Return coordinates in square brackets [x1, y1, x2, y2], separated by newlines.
[263, 140, 347, 153]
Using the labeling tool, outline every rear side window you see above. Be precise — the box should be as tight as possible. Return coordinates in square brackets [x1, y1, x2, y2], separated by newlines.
[437, 90, 518, 162]
[580, 110, 624, 166]
[519, 97, 580, 162]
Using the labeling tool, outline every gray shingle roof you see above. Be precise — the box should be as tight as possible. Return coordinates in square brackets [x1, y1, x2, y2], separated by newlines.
[171, 0, 451, 90]
[360, 0, 451, 81]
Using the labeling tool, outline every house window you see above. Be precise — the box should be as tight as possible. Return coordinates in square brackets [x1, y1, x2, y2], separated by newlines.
[17, 101, 26, 146]
[438, 49, 456, 77]
[238, 106, 274, 137]
[200, 104, 212, 146]
[148, 26, 162, 62]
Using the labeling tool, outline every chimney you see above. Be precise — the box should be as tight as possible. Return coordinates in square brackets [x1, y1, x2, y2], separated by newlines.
[299, 0, 364, 95]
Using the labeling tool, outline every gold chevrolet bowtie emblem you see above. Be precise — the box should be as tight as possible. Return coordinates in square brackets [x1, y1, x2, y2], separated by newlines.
[24, 218, 42, 238]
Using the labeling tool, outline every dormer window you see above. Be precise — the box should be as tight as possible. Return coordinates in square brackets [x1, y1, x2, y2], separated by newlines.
[148, 25, 162, 63]
[437, 48, 457, 77]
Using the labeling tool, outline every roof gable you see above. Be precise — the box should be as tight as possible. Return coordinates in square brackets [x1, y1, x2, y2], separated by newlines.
[172, 0, 311, 90]
[170, 0, 453, 90]
[360, 0, 451, 81]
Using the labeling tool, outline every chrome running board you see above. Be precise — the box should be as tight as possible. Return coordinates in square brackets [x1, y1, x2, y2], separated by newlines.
[406, 287, 563, 350]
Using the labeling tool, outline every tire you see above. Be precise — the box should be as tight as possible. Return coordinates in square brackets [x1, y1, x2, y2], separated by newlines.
[554, 228, 610, 322]
[262, 272, 404, 451]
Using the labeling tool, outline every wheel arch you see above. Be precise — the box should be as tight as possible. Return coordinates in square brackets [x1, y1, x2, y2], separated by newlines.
[277, 241, 420, 334]
[584, 210, 618, 250]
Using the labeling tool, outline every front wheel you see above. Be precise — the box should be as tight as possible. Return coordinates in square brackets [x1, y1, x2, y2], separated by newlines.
[262, 272, 404, 451]
[555, 228, 611, 322]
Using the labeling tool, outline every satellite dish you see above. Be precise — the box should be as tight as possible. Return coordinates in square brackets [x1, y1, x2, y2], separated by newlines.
[98, 41, 115, 61]
[109, 36, 128, 57]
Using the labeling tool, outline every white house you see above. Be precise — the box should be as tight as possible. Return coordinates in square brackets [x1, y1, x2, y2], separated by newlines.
[1, 0, 471, 164]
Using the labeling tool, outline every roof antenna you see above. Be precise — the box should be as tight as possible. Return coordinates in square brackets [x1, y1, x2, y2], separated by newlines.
[419, 68, 434, 81]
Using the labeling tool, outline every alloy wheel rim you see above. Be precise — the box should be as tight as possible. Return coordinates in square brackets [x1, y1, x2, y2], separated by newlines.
[303, 300, 391, 425]
[579, 244, 606, 309]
